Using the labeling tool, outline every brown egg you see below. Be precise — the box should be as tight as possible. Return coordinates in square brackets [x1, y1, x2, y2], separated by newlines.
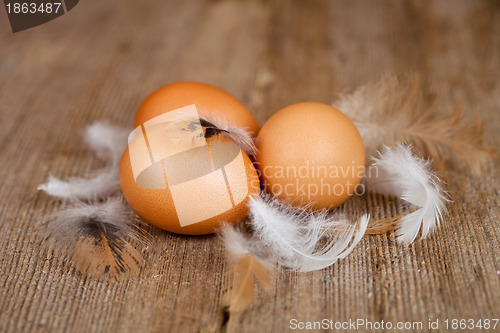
[255, 102, 365, 210]
[120, 104, 260, 235]
[134, 81, 260, 136]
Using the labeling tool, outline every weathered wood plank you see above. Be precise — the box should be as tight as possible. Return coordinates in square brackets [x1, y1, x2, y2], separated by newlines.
[0, 0, 498, 332]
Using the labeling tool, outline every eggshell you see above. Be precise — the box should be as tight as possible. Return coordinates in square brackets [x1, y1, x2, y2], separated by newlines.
[134, 81, 260, 136]
[255, 102, 365, 210]
[120, 104, 260, 235]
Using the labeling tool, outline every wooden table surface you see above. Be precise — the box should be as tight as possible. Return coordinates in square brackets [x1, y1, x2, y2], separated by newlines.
[1, 0, 499, 332]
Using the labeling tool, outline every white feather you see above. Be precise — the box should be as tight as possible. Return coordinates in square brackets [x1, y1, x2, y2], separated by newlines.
[219, 223, 274, 266]
[38, 122, 129, 200]
[196, 109, 257, 157]
[45, 197, 133, 240]
[219, 223, 256, 257]
[249, 194, 369, 272]
[84, 122, 129, 163]
[366, 144, 448, 245]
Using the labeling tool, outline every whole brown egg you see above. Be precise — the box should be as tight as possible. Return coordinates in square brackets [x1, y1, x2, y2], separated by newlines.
[134, 81, 260, 136]
[255, 102, 365, 211]
[120, 83, 261, 235]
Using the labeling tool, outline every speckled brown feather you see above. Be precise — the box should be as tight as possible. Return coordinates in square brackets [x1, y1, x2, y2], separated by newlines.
[44, 198, 146, 280]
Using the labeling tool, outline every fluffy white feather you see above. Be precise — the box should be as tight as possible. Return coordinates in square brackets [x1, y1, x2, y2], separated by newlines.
[219, 223, 274, 263]
[249, 194, 369, 272]
[38, 122, 129, 200]
[84, 122, 129, 163]
[220, 224, 256, 257]
[196, 109, 257, 157]
[366, 144, 448, 245]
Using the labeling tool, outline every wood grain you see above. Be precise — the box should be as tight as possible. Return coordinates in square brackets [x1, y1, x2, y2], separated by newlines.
[0, 0, 498, 332]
